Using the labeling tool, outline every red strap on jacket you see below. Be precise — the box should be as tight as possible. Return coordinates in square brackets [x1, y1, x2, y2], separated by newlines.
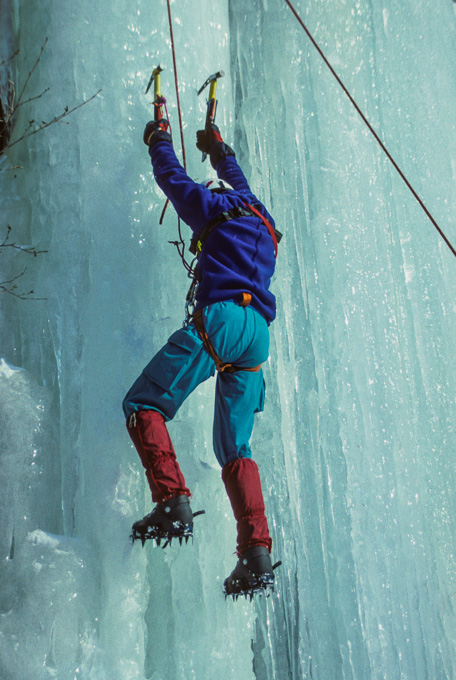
[245, 203, 278, 259]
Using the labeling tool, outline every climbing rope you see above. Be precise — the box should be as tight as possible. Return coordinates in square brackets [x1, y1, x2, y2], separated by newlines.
[284, 0, 456, 259]
[162, 0, 195, 279]
[166, 0, 187, 170]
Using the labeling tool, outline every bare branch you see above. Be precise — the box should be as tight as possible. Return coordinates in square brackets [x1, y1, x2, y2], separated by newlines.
[0, 225, 12, 247]
[15, 87, 50, 110]
[0, 50, 20, 68]
[6, 88, 102, 150]
[0, 266, 28, 286]
[0, 266, 46, 300]
[0, 38, 101, 163]
[1, 242, 48, 255]
[0, 225, 48, 298]
[0, 285, 46, 300]
[0, 40, 96, 300]
[1, 225, 48, 255]
[0, 164, 23, 173]
[14, 38, 48, 112]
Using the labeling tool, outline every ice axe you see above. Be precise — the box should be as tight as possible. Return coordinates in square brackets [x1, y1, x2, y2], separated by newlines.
[197, 70, 225, 162]
[145, 65, 171, 224]
[145, 64, 167, 122]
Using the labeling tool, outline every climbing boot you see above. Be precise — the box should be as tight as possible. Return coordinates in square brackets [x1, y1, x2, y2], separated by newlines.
[224, 546, 278, 600]
[131, 494, 204, 547]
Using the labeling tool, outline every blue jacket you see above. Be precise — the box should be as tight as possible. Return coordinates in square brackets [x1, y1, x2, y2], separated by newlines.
[150, 141, 277, 323]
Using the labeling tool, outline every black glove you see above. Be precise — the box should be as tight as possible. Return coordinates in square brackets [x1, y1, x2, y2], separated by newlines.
[196, 123, 223, 154]
[208, 140, 235, 170]
[143, 119, 172, 148]
[196, 123, 235, 169]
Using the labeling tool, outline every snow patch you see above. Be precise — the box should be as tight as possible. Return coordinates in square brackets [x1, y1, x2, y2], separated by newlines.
[0, 357, 25, 379]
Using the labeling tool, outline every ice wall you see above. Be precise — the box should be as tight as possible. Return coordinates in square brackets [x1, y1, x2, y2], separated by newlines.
[1, 0, 456, 678]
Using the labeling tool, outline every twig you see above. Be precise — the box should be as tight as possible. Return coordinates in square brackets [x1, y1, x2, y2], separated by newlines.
[0, 226, 48, 299]
[1, 225, 48, 255]
[0, 164, 22, 172]
[14, 38, 48, 112]
[15, 87, 50, 110]
[0, 38, 101, 160]
[6, 89, 102, 150]
[0, 268, 46, 300]
[0, 50, 20, 68]
[0, 267, 27, 287]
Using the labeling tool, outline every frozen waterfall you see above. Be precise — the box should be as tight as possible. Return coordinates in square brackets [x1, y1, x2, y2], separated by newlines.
[1, 0, 456, 678]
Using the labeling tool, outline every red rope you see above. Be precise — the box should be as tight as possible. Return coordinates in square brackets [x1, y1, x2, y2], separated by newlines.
[166, 0, 187, 171]
[284, 0, 456, 260]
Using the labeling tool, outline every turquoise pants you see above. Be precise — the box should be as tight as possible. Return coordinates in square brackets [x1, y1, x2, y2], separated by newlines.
[122, 301, 269, 467]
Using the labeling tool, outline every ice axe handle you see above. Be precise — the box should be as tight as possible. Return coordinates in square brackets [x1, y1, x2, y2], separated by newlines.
[201, 97, 218, 163]
[199, 70, 224, 162]
[145, 65, 165, 120]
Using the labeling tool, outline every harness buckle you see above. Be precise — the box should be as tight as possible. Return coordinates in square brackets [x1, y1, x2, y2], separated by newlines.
[238, 292, 252, 307]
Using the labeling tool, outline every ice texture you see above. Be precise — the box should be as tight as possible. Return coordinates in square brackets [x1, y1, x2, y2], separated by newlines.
[1, 0, 456, 678]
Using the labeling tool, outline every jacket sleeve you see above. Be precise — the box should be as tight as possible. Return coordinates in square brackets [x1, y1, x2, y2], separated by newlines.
[149, 142, 224, 232]
[215, 154, 252, 194]
[215, 154, 276, 227]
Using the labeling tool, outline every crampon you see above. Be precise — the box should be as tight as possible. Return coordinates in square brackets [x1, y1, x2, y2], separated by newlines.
[224, 546, 282, 601]
[130, 495, 205, 548]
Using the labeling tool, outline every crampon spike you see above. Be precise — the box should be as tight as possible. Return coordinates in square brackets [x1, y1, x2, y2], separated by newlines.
[224, 571, 277, 601]
[225, 583, 276, 602]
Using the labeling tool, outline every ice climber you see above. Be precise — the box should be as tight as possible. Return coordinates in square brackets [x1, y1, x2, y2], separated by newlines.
[123, 116, 281, 598]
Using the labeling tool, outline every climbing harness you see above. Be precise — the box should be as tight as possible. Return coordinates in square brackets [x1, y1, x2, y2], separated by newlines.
[197, 70, 225, 163]
[244, 203, 282, 259]
[283, 0, 456, 260]
[192, 303, 262, 374]
[189, 204, 282, 258]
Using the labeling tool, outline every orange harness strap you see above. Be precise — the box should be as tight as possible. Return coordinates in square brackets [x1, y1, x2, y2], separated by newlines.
[193, 298, 262, 374]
